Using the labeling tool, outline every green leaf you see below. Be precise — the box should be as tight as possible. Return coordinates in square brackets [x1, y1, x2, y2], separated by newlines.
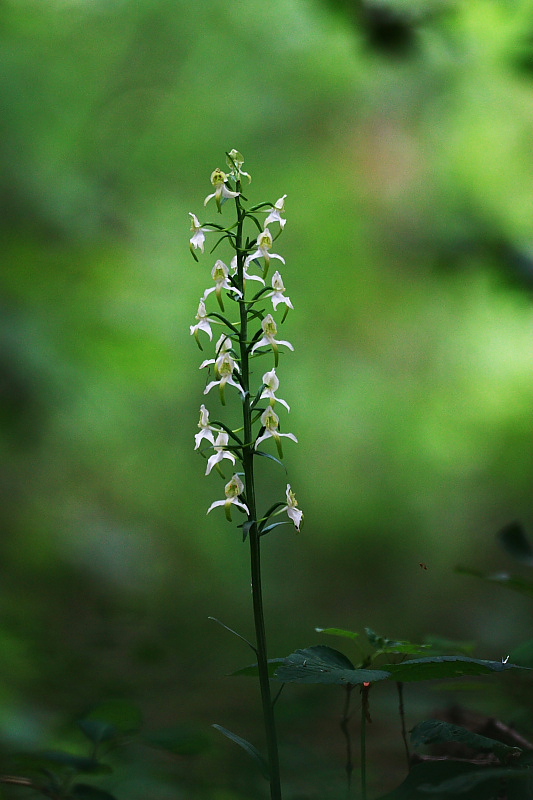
[260, 521, 289, 536]
[71, 785, 118, 800]
[212, 724, 269, 780]
[315, 627, 360, 640]
[231, 659, 284, 677]
[142, 724, 211, 756]
[497, 521, 533, 565]
[274, 645, 391, 686]
[254, 450, 287, 471]
[365, 628, 429, 656]
[411, 719, 522, 760]
[456, 567, 533, 598]
[382, 656, 528, 682]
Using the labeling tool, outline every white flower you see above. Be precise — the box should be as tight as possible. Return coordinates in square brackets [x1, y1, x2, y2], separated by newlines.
[226, 149, 252, 183]
[205, 431, 236, 475]
[260, 368, 290, 411]
[203, 352, 245, 404]
[245, 228, 285, 279]
[204, 168, 240, 212]
[263, 195, 287, 229]
[255, 406, 297, 458]
[251, 314, 294, 365]
[189, 213, 211, 255]
[266, 271, 293, 312]
[230, 256, 265, 287]
[203, 260, 242, 310]
[199, 334, 234, 370]
[190, 298, 213, 346]
[194, 404, 219, 450]
[207, 474, 249, 521]
[283, 484, 303, 531]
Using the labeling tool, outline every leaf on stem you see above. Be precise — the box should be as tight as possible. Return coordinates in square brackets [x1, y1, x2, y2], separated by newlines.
[212, 724, 270, 780]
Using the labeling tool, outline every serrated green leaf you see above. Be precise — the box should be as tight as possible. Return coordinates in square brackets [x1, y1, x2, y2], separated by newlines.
[315, 627, 360, 640]
[456, 567, 533, 598]
[212, 724, 269, 780]
[142, 724, 211, 756]
[382, 655, 529, 682]
[497, 521, 533, 565]
[231, 659, 284, 677]
[411, 719, 522, 760]
[71, 785, 118, 800]
[274, 645, 391, 686]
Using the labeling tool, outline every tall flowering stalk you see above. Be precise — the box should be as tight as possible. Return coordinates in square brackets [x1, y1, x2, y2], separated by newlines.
[189, 151, 302, 800]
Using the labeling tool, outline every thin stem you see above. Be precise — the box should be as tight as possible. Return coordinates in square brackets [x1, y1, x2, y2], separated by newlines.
[360, 685, 371, 800]
[235, 192, 282, 800]
[340, 685, 354, 795]
[397, 681, 410, 769]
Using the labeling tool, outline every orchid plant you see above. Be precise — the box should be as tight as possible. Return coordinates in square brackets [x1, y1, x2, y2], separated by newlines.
[189, 150, 302, 800]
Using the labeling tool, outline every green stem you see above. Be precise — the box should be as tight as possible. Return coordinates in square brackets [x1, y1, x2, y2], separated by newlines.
[235, 193, 282, 800]
[360, 685, 369, 800]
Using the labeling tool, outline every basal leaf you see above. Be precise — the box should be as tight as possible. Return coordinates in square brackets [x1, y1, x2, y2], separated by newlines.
[382, 655, 529, 682]
[212, 724, 269, 780]
[275, 645, 391, 686]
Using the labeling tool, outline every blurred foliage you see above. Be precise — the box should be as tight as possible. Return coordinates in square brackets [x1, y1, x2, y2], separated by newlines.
[1, 0, 533, 796]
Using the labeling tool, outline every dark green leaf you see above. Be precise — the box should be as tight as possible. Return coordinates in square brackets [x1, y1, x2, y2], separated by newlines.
[382, 656, 528, 682]
[411, 719, 522, 760]
[497, 521, 533, 565]
[274, 645, 391, 686]
[456, 567, 533, 598]
[212, 724, 269, 780]
[365, 628, 429, 656]
[254, 450, 287, 471]
[260, 521, 289, 536]
[71, 785, 118, 800]
[142, 724, 211, 756]
[315, 627, 360, 640]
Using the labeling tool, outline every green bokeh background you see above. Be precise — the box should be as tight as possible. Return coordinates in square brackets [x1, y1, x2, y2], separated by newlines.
[2, 0, 533, 796]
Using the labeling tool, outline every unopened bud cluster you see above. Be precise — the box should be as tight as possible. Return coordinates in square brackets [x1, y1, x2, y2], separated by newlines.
[189, 150, 302, 533]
